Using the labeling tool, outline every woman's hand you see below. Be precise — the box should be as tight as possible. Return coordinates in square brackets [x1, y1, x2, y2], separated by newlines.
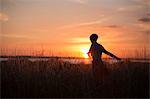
[116, 57, 121, 61]
[87, 52, 91, 58]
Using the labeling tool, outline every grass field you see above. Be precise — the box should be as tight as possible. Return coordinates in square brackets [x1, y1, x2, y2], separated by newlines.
[1, 58, 149, 98]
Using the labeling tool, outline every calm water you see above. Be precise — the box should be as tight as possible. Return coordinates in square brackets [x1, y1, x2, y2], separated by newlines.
[0, 58, 149, 64]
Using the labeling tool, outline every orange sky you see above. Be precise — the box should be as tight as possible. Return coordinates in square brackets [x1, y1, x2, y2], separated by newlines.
[0, 0, 150, 58]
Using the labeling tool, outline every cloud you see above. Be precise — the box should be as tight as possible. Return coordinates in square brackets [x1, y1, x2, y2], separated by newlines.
[141, 30, 150, 35]
[64, 37, 89, 45]
[58, 17, 109, 29]
[131, 0, 150, 5]
[0, 34, 35, 40]
[66, 0, 88, 4]
[138, 17, 150, 23]
[1, 35, 33, 45]
[0, 12, 9, 22]
[70, 37, 89, 43]
[116, 4, 144, 12]
[104, 25, 120, 28]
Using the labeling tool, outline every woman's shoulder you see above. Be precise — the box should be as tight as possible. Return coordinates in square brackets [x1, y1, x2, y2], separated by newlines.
[97, 43, 103, 47]
[97, 43, 105, 50]
[92, 42, 103, 48]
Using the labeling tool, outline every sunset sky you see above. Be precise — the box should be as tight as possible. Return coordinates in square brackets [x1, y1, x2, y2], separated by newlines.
[0, 0, 150, 58]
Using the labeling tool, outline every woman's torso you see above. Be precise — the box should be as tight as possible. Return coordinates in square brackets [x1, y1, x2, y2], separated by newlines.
[91, 42, 103, 62]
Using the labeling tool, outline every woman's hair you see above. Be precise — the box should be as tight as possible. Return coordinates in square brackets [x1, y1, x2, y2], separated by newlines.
[90, 34, 98, 42]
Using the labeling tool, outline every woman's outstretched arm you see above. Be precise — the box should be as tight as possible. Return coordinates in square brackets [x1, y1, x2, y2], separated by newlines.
[104, 50, 121, 60]
[101, 45, 121, 60]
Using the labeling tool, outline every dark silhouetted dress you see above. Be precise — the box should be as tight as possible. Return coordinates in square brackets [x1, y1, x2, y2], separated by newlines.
[89, 42, 108, 82]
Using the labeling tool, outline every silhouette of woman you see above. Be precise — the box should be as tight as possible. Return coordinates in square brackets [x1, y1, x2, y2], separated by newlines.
[87, 34, 121, 84]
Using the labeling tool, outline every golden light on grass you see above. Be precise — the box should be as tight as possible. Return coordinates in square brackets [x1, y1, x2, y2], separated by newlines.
[81, 48, 89, 59]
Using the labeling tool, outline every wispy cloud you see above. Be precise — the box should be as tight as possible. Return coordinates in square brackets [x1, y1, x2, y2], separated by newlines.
[64, 37, 89, 45]
[0, 12, 9, 22]
[58, 17, 109, 29]
[138, 17, 150, 23]
[104, 25, 120, 28]
[116, 4, 143, 12]
[0, 34, 36, 40]
[66, 0, 88, 4]
[70, 37, 89, 43]
[131, 0, 150, 5]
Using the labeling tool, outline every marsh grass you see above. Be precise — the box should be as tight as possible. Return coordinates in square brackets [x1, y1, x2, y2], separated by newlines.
[1, 58, 149, 98]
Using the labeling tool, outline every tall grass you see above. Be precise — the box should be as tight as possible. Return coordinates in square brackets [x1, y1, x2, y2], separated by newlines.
[1, 57, 149, 98]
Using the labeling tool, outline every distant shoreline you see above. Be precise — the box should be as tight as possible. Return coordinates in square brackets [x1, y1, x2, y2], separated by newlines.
[0, 55, 149, 60]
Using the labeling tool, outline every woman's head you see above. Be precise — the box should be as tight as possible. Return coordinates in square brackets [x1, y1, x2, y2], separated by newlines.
[90, 34, 98, 43]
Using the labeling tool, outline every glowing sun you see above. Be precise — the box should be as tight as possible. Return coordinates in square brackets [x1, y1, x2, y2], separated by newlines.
[81, 48, 89, 58]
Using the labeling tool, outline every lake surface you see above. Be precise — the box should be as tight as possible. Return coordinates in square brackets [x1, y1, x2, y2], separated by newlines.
[0, 58, 149, 64]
